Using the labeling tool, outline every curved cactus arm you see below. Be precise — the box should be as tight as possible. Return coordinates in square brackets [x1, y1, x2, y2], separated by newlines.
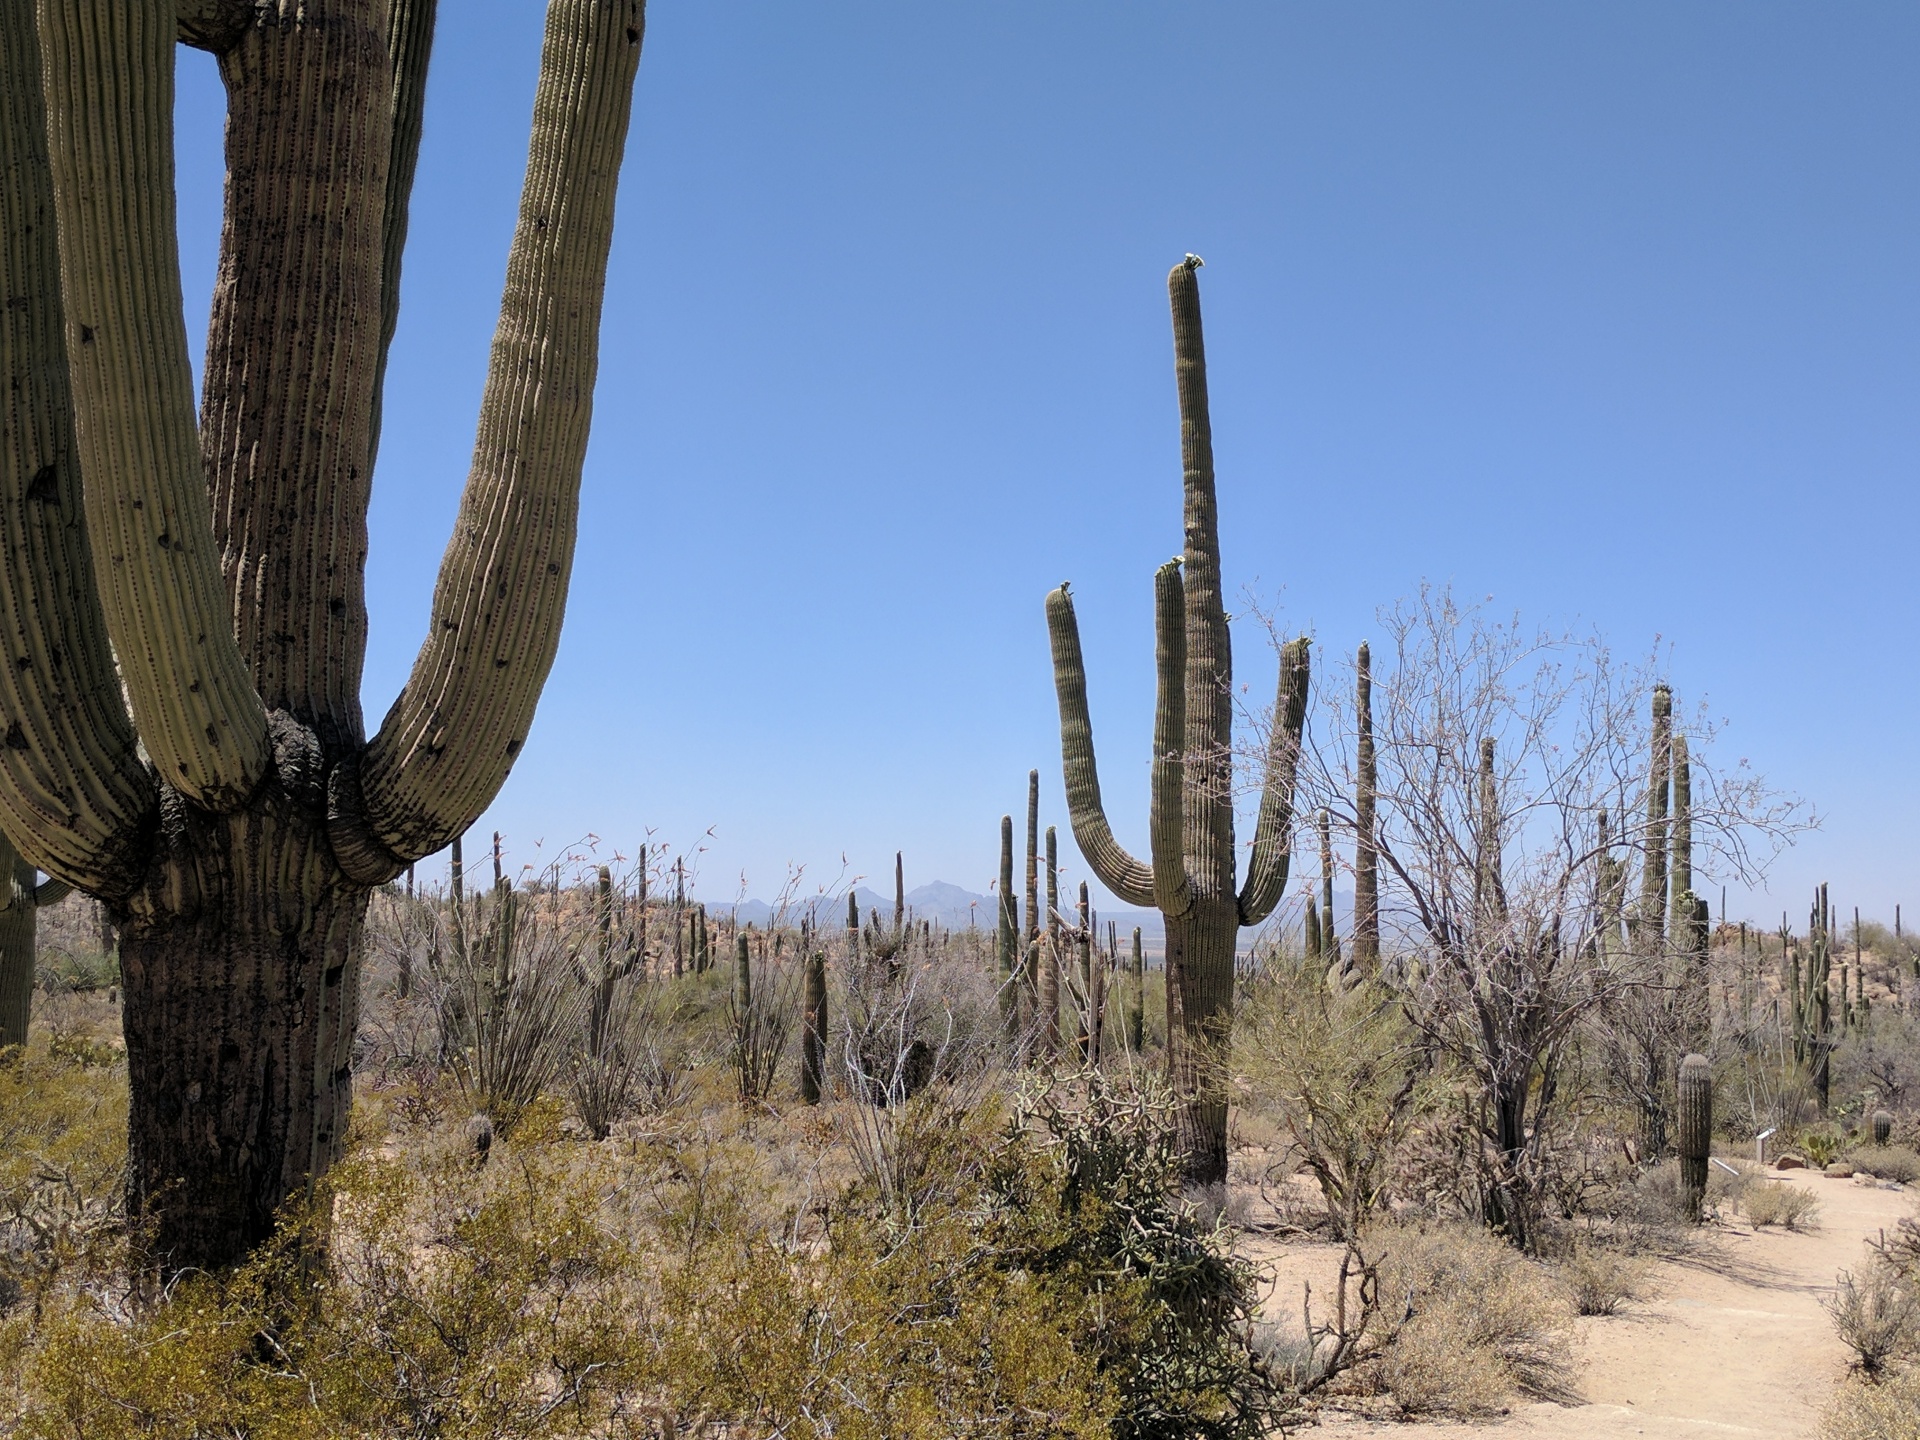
[33, 877, 72, 907]
[368, 0, 439, 463]
[1045, 582, 1157, 909]
[199, 3, 395, 751]
[36, 0, 270, 811]
[335, 0, 645, 881]
[0, 3, 158, 896]
[1149, 562, 1192, 918]
[1237, 637, 1311, 926]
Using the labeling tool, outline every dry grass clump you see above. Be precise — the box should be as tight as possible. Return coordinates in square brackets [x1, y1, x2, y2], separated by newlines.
[1743, 1179, 1823, 1230]
[1846, 1145, 1920, 1184]
[1360, 1222, 1574, 1416]
[1557, 1238, 1652, 1316]
[1823, 1368, 1920, 1440]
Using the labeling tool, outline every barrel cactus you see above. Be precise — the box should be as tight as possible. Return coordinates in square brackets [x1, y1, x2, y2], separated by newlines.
[1874, 1109, 1893, 1147]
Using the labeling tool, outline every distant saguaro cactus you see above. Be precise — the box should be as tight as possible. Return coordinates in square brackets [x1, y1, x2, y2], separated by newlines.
[801, 940, 828, 1105]
[0, 827, 73, 1048]
[1352, 642, 1379, 973]
[1040, 825, 1061, 1056]
[1128, 926, 1145, 1054]
[1678, 1053, 1712, 1222]
[1046, 256, 1313, 1179]
[1874, 1109, 1893, 1146]
[997, 813, 1017, 1035]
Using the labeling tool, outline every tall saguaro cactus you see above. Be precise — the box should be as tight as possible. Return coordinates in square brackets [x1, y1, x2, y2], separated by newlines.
[0, 0, 645, 1268]
[1046, 259, 1312, 1182]
[1677, 1053, 1711, 1222]
[1352, 641, 1379, 973]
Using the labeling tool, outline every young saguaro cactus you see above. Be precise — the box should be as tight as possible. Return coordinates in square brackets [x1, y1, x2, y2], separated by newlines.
[1046, 259, 1312, 1183]
[0, 826, 74, 1048]
[1874, 1109, 1894, 1146]
[0, 1, 645, 1269]
[1677, 1052, 1712, 1222]
[800, 936, 828, 1106]
[1352, 642, 1379, 973]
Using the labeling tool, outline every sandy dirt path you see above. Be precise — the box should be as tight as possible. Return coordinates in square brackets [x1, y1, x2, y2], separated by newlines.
[1254, 1169, 1912, 1440]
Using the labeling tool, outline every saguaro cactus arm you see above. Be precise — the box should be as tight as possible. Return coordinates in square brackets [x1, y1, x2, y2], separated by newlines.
[37, 0, 272, 812]
[1045, 582, 1158, 909]
[1237, 636, 1311, 926]
[0, 5, 157, 896]
[335, 0, 646, 879]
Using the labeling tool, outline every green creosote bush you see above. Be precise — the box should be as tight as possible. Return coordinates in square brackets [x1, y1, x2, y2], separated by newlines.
[7, 1060, 1300, 1438]
[1362, 1221, 1574, 1417]
[1236, 950, 1433, 1240]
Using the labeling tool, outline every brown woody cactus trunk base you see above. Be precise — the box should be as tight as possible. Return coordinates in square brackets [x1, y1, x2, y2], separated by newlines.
[121, 801, 364, 1265]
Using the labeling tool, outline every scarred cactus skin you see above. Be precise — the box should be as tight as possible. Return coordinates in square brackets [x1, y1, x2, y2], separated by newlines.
[1678, 1053, 1712, 1222]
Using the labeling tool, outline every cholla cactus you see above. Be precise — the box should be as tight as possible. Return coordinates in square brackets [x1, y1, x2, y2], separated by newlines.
[1678, 1053, 1712, 1222]
[1046, 259, 1311, 1182]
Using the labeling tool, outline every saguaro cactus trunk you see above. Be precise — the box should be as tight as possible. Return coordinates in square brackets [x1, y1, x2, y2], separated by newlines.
[1047, 258, 1311, 1182]
[1352, 641, 1379, 974]
[0, 0, 645, 1269]
[1677, 1053, 1711, 1222]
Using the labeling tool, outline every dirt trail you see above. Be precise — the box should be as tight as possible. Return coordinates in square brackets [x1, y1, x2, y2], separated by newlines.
[1256, 1170, 1912, 1440]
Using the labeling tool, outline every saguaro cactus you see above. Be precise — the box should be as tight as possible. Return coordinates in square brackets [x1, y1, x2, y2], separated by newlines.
[1677, 1053, 1711, 1222]
[0, 0, 647, 1266]
[1874, 1109, 1894, 1146]
[1128, 926, 1145, 1054]
[1046, 258, 1312, 1182]
[800, 938, 828, 1105]
[1317, 808, 1339, 970]
[1040, 825, 1062, 1055]
[1670, 735, 1711, 1053]
[997, 813, 1017, 1033]
[1023, 769, 1040, 1021]
[1636, 686, 1673, 948]
[1352, 642, 1379, 973]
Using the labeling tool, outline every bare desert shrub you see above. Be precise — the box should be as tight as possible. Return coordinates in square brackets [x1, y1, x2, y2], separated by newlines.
[1557, 1239, 1652, 1316]
[1826, 1267, 1920, 1375]
[1846, 1145, 1920, 1184]
[1366, 1221, 1573, 1415]
[1744, 1179, 1822, 1230]
[1823, 1368, 1920, 1440]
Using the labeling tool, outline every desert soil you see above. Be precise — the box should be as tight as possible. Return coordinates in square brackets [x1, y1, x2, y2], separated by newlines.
[1246, 1168, 1913, 1439]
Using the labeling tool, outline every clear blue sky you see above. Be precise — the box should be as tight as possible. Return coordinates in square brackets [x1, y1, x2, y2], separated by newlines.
[171, 4, 1920, 925]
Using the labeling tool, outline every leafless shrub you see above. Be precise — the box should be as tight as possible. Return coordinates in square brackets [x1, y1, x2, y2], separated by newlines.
[1556, 1239, 1650, 1316]
[1846, 1146, 1920, 1184]
[1826, 1267, 1919, 1375]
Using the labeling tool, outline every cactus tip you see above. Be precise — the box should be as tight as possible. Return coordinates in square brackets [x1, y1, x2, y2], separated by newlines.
[1183, 253, 1205, 269]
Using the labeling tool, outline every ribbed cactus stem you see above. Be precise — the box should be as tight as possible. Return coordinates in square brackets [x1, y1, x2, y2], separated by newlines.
[1304, 893, 1323, 963]
[1874, 1109, 1893, 1146]
[1639, 685, 1672, 947]
[1129, 926, 1145, 1053]
[734, 931, 752, 1016]
[1024, 769, 1040, 1012]
[1477, 737, 1504, 926]
[1040, 825, 1061, 1055]
[1352, 641, 1379, 971]
[1318, 808, 1338, 966]
[0, 830, 37, 1049]
[1678, 1052, 1711, 1222]
[1078, 881, 1097, 1062]
[800, 942, 827, 1105]
[997, 813, 1017, 1034]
